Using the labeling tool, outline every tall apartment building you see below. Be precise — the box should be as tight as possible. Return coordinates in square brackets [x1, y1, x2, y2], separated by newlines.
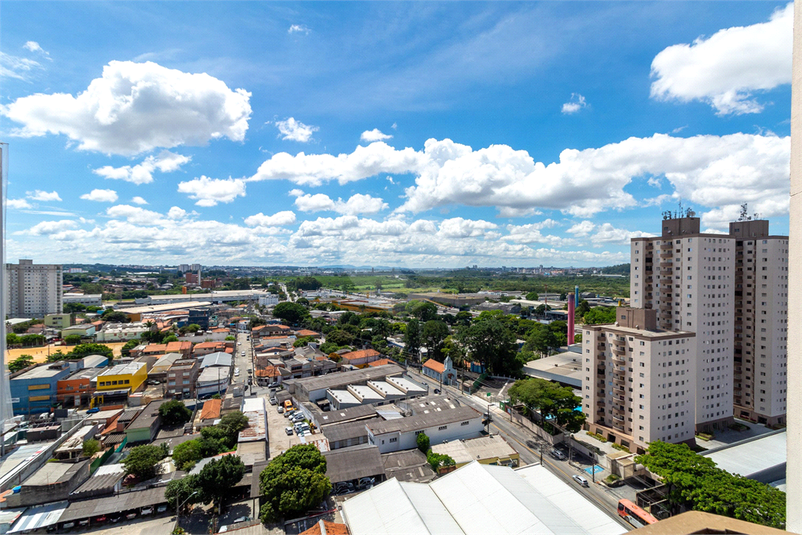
[583, 307, 696, 452]
[729, 220, 789, 426]
[6, 259, 63, 318]
[630, 215, 788, 432]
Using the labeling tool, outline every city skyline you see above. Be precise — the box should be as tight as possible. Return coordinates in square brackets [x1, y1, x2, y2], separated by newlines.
[0, 2, 792, 267]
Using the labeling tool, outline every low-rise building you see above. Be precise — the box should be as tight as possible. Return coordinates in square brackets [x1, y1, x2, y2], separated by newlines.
[430, 434, 519, 468]
[62, 293, 102, 307]
[366, 405, 483, 453]
[96, 361, 147, 394]
[125, 400, 166, 444]
[287, 364, 405, 403]
[57, 366, 103, 407]
[198, 398, 222, 428]
[61, 324, 96, 338]
[45, 314, 73, 329]
[340, 349, 383, 367]
[11, 362, 71, 415]
[193, 342, 227, 357]
[323, 444, 385, 488]
[5, 460, 91, 508]
[95, 322, 150, 342]
[422, 356, 456, 386]
[166, 359, 200, 399]
[148, 353, 183, 383]
[196, 367, 229, 398]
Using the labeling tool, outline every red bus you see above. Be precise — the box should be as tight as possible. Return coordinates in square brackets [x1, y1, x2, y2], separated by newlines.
[617, 499, 658, 527]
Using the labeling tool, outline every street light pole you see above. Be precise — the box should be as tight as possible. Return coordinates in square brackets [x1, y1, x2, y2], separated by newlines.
[176, 490, 198, 532]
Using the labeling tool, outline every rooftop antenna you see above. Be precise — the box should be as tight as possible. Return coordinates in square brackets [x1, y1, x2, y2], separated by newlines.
[739, 203, 750, 221]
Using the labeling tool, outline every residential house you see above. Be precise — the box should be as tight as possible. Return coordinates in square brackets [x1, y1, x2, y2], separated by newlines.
[165, 359, 200, 399]
[422, 356, 456, 386]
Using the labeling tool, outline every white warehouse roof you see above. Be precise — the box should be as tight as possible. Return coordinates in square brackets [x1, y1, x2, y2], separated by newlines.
[341, 461, 625, 535]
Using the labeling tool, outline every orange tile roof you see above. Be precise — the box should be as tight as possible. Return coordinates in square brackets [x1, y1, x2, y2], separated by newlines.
[166, 341, 191, 352]
[194, 342, 224, 349]
[200, 399, 222, 420]
[342, 349, 381, 361]
[251, 325, 267, 332]
[300, 520, 350, 535]
[295, 329, 320, 337]
[211, 328, 229, 333]
[423, 359, 445, 373]
[263, 335, 292, 340]
[255, 366, 280, 378]
[367, 358, 394, 367]
[143, 344, 168, 353]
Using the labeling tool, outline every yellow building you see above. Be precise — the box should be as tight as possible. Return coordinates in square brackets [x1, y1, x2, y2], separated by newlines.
[430, 434, 520, 468]
[95, 361, 147, 393]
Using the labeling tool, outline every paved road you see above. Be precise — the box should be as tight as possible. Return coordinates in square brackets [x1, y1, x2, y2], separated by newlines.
[404, 367, 630, 529]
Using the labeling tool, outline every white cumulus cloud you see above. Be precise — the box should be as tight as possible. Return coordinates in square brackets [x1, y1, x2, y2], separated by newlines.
[27, 190, 61, 202]
[23, 220, 78, 236]
[274, 117, 318, 143]
[288, 24, 310, 34]
[2, 60, 252, 155]
[294, 193, 388, 215]
[561, 93, 588, 114]
[177, 176, 246, 207]
[93, 150, 191, 185]
[650, 3, 792, 115]
[567, 220, 596, 237]
[244, 211, 297, 227]
[131, 196, 148, 205]
[360, 129, 393, 142]
[80, 189, 118, 202]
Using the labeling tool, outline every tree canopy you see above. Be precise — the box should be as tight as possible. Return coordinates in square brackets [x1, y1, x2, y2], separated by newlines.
[166, 455, 245, 512]
[121, 339, 139, 358]
[406, 301, 438, 322]
[404, 318, 421, 362]
[422, 320, 449, 362]
[259, 445, 331, 523]
[637, 441, 785, 529]
[7, 354, 34, 373]
[68, 343, 114, 360]
[416, 432, 430, 453]
[273, 302, 309, 325]
[508, 377, 586, 432]
[123, 444, 168, 480]
[581, 306, 616, 325]
[456, 311, 520, 376]
[159, 400, 192, 426]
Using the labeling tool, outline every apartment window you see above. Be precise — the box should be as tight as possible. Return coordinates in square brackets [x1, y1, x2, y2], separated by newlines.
[438, 425, 448, 431]
[389, 437, 398, 443]
[461, 421, 470, 426]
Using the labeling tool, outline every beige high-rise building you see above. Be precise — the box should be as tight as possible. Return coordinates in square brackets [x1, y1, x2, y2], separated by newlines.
[629, 215, 788, 433]
[582, 307, 696, 452]
[5, 259, 63, 318]
[631, 216, 735, 433]
[728, 220, 789, 426]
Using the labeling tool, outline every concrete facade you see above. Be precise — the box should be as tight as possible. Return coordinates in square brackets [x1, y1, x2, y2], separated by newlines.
[10, 362, 71, 415]
[6, 259, 63, 318]
[582, 308, 696, 452]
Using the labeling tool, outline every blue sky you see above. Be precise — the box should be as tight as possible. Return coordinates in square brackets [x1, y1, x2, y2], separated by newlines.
[0, 2, 792, 268]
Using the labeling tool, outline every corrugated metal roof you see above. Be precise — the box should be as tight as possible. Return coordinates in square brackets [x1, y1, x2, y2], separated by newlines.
[58, 487, 167, 522]
[323, 445, 384, 484]
[702, 429, 786, 480]
[8, 502, 67, 533]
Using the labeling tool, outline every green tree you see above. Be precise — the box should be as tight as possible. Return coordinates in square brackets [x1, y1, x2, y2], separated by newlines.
[6, 333, 20, 346]
[218, 411, 249, 436]
[67, 343, 113, 360]
[575, 299, 590, 318]
[19, 334, 45, 347]
[422, 320, 449, 361]
[195, 454, 245, 512]
[101, 310, 130, 323]
[404, 318, 421, 362]
[637, 441, 785, 529]
[172, 439, 206, 471]
[273, 302, 309, 325]
[225, 335, 235, 341]
[406, 301, 438, 322]
[582, 306, 616, 325]
[456, 312, 519, 376]
[293, 336, 315, 348]
[63, 303, 87, 313]
[416, 431, 430, 454]
[166, 475, 203, 511]
[7, 354, 34, 373]
[319, 341, 340, 354]
[525, 292, 539, 301]
[163, 334, 179, 343]
[121, 339, 139, 358]
[179, 324, 202, 335]
[123, 444, 167, 480]
[159, 400, 193, 426]
[64, 334, 83, 345]
[259, 445, 331, 523]
[426, 451, 456, 472]
[326, 329, 354, 347]
[82, 439, 100, 457]
[507, 378, 586, 432]
[524, 323, 558, 356]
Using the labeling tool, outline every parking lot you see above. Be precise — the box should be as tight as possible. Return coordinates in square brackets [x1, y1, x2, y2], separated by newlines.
[266, 395, 303, 458]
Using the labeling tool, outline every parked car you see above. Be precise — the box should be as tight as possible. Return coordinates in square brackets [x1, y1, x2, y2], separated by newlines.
[269, 398, 277, 405]
[95, 516, 107, 523]
[233, 517, 250, 524]
[62, 522, 75, 529]
[157, 505, 167, 513]
[357, 477, 374, 490]
[78, 520, 89, 527]
[572, 475, 589, 487]
[433, 389, 441, 394]
[86, 407, 99, 414]
[125, 513, 137, 520]
[550, 449, 567, 460]
[141, 507, 153, 515]
[277, 406, 284, 414]
[109, 515, 121, 523]
[285, 427, 294, 435]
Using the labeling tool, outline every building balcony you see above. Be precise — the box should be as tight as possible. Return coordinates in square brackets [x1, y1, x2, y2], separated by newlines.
[612, 346, 626, 356]
[613, 376, 625, 386]
[597, 343, 606, 351]
[660, 242, 672, 250]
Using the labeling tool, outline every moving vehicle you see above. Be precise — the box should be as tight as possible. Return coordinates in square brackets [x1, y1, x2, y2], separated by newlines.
[617, 499, 658, 527]
[550, 449, 566, 460]
[572, 475, 589, 487]
[285, 427, 294, 435]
